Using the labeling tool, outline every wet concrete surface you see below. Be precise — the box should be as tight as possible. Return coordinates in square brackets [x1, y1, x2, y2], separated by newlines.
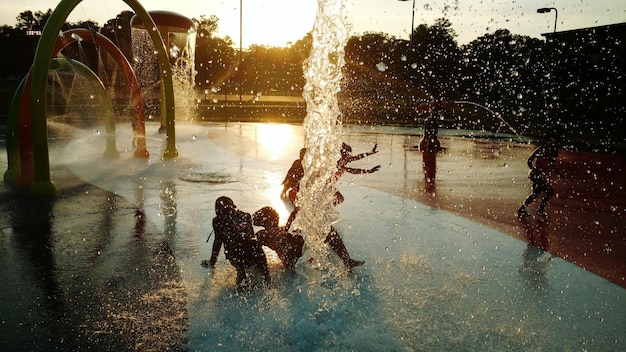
[338, 128, 626, 289]
[412, 146, 626, 289]
[1, 122, 625, 350]
[0, 167, 187, 351]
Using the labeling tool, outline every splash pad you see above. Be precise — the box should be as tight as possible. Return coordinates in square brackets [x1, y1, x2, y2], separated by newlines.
[1, 0, 625, 350]
[2, 121, 620, 350]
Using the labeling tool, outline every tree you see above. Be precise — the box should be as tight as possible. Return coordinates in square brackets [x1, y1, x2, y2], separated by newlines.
[193, 15, 236, 89]
[345, 32, 400, 74]
[540, 27, 626, 150]
[460, 29, 548, 134]
[15, 9, 53, 31]
[286, 32, 312, 92]
[101, 11, 135, 60]
[0, 25, 20, 38]
[343, 32, 425, 107]
[406, 18, 462, 101]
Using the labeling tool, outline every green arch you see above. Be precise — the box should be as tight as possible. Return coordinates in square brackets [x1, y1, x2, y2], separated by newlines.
[3, 77, 27, 185]
[29, 0, 178, 196]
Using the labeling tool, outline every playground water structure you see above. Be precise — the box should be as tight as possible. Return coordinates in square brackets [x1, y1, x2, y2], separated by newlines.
[4, 0, 178, 197]
[2, 0, 625, 350]
[131, 10, 197, 132]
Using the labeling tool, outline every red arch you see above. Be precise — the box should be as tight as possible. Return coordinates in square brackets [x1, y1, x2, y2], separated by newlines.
[52, 28, 149, 158]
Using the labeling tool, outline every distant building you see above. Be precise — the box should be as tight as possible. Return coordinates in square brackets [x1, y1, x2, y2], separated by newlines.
[541, 22, 626, 67]
[540, 23, 626, 153]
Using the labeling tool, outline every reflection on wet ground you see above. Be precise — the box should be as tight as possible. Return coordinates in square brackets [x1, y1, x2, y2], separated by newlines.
[0, 168, 187, 350]
[198, 122, 626, 288]
[339, 128, 626, 288]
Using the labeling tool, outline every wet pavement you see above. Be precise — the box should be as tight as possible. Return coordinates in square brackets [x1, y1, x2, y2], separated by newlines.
[1, 121, 625, 350]
[345, 127, 626, 289]
[0, 168, 188, 350]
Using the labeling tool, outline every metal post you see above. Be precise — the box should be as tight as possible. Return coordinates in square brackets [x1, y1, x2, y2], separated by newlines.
[399, 0, 415, 47]
[239, 0, 243, 103]
[537, 7, 558, 33]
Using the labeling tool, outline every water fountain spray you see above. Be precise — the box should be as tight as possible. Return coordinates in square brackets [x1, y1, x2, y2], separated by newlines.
[454, 100, 522, 139]
[296, 0, 348, 266]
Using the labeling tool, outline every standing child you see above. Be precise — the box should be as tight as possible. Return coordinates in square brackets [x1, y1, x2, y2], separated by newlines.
[281, 148, 307, 207]
[518, 128, 562, 219]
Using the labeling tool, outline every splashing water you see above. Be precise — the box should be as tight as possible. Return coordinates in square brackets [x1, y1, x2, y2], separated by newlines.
[297, 0, 348, 267]
[454, 100, 521, 137]
[171, 31, 198, 121]
[131, 29, 161, 115]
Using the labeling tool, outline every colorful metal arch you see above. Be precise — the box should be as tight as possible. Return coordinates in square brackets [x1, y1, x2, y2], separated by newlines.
[49, 57, 120, 159]
[3, 77, 26, 186]
[51, 28, 150, 159]
[28, 0, 177, 196]
[8, 28, 153, 190]
[11, 56, 122, 188]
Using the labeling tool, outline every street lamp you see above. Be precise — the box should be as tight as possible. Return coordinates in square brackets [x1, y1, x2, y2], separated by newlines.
[239, 0, 243, 103]
[398, 0, 415, 47]
[537, 7, 558, 33]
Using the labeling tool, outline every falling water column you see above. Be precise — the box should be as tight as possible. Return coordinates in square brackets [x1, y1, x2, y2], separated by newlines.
[297, 0, 348, 264]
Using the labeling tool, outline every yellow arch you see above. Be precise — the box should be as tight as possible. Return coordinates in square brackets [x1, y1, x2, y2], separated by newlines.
[29, 0, 178, 196]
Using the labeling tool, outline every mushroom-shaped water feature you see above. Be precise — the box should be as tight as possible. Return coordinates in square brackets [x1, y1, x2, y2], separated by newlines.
[131, 11, 196, 134]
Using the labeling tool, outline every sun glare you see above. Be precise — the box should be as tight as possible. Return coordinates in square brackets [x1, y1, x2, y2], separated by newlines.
[263, 171, 292, 225]
[256, 124, 292, 161]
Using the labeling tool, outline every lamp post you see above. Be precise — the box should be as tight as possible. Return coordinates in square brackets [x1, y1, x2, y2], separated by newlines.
[537, 7, 558, 33]
[398, 0, 415, 47]
[239, 0, 243, 103]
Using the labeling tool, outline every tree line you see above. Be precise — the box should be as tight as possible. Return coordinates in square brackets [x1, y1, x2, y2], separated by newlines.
[1, 9, 624, 153]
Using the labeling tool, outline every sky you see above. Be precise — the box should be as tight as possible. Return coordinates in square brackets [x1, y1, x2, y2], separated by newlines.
[0, 0, 625, 47]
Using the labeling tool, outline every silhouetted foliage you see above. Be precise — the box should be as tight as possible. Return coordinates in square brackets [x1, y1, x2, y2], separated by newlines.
[341, 32, 429, 124]
[459, 30, 549, 135]
[541, 25, 626, 151]
[14, 9, 53, 31]
[407, 18, 462, 101]
[244, 46, 290, 94]
[193, 15, 236, 90]
[100, 11, 134, 60]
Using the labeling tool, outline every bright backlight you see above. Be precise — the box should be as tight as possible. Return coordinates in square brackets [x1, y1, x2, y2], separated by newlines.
[256, 124, 291, 161]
